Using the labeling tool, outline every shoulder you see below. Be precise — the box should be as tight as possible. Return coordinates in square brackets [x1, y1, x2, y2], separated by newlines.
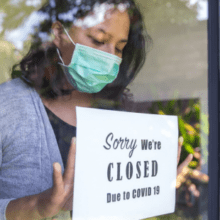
[0, 77, 38, 107]
[0, 78, 40, 129]
[0, 78, 33, 100]
[0, 78, 46, 155]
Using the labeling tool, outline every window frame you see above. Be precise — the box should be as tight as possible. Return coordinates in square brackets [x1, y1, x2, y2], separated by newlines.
[208, 0, 219, 219]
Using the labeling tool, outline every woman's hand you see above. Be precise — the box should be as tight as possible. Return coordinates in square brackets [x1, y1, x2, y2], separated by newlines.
[177, 137, 193, 176]
[6, 137, 76, 220]
[37, 137, 76, 218]
[176, 137, 209, 207]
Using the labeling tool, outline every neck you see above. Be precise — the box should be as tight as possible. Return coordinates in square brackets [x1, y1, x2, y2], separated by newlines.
[41, 90, 93, 109]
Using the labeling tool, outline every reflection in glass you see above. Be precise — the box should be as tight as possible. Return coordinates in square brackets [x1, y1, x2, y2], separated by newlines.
[128, 0, 209, 219]
[0, 0, 208, 219]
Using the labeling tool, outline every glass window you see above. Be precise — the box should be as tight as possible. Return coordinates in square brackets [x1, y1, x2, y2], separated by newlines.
[127, 0, 209, 219]
[0, 0, 209, 219]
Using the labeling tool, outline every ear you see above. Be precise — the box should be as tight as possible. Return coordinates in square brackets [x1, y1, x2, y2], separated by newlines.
[52, 21, 65, 47]
[51, 21, 75, 65]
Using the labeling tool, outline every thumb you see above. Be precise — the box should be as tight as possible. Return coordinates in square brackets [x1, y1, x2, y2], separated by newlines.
[177, 154, 193, 176]
[52, 162, 64, 193]
[63, 137, 76, 184]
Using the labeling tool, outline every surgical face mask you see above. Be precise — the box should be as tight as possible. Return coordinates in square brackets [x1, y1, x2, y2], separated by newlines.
[56, 28, 122, 93]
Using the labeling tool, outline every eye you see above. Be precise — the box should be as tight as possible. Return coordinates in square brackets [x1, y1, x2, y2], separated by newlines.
[89, 36, 105, 46]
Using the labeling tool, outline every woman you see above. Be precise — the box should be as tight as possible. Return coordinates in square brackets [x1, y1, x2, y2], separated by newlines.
[0, 0, 192, 219]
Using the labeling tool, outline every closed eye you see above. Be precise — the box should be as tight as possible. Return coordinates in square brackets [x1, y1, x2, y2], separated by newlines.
[89, 36, 124, 54]
[89, 36, 105, 46]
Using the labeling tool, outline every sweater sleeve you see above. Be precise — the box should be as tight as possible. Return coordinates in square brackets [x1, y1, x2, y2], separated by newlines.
[0, 125, 16, 220]
[0, 199, 14, 220]
[0, 79, 49, 219]
[0, 78, 65, 219]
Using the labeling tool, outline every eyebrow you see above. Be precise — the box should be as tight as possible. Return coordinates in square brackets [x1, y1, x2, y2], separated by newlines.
[97, 28, 128, 43]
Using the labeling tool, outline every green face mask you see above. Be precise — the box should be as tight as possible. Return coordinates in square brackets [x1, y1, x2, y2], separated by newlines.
[57, 28, 122, 93]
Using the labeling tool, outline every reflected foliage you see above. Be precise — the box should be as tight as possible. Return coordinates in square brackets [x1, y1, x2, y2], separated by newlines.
[148, 99, 200, 166]
[0, 1, 208, 219]
[146, 99, 208, 220]
[0, 0, 46, 37]
[141, 0, 198, 28]
[0, 0, 204, 83]
[0, 40, 22, 83]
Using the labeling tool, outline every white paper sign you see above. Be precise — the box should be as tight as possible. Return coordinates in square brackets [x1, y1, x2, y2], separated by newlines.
[73, 107, 178, 220]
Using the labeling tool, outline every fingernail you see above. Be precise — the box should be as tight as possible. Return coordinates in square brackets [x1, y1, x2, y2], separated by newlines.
[179, 136, 184, 144]
[71, 137, 76, 144]
[53, 162, 61, 172]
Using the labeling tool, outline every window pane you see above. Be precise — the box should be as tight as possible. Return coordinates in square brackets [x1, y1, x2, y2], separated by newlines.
[0, 0, 209, 219]
[128, 0, 209, 219]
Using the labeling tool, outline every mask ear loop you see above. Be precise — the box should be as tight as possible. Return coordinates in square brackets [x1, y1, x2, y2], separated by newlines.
[56, 48, 65, 65]
[63, 27, 76, 46]
[56, 26, 76, 65]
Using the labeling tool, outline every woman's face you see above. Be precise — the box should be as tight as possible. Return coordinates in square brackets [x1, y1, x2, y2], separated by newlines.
[52, 9, 130, 65]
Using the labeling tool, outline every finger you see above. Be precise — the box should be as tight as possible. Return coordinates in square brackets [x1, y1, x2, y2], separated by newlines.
[177, 137, 184, 164]
[177, 154, 193, 176]
[188, 183, 200, 197]
[52, 162, 64, 194]
[189, 169, 209, 183]
[176, 172, 187, 188]
[62, 195, 73, 211]
[63, 137, 76, 183]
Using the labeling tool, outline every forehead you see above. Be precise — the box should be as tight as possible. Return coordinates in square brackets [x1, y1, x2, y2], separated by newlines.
[74, 3, 130, 28]
[89, 10, 130, 40]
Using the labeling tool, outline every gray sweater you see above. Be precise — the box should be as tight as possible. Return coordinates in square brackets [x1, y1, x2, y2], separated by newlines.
[0, 78, 67, 219]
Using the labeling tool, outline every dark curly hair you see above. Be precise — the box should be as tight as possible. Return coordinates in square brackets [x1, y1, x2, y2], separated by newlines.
[11, 0, 152, 101]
